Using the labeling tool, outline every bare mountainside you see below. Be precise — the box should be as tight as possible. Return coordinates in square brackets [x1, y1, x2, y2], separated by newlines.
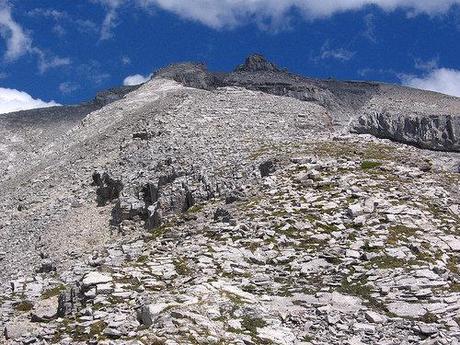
[0, 56, 459, 344]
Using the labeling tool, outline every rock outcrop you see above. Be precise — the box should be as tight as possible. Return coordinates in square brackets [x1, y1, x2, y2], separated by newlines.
[352, 111, 460, 151]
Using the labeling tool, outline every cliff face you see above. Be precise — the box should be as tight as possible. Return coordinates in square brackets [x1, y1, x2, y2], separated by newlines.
[352, 111, 460, 152]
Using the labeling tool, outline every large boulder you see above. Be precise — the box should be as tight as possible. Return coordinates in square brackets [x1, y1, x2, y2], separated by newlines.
[92, 172, 124, 206]
[31, 296, 58, 322]
[57, 286, 80, 317]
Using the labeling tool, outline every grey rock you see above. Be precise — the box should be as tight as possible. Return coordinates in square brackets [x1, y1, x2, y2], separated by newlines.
[92, 171, 124, 206]
[31, 296, 58, 322]
[259, 160, 276, 177]
[137, 303, 173, 327]
[365, 311, 387, 324]
[214, 207, 232, 223]
[386, 302, 426, 318]
[353, 112, 460, 152]
[235, 54, 281, 73]
[57, 286, 80, 317]
[82, 272, 113, 287]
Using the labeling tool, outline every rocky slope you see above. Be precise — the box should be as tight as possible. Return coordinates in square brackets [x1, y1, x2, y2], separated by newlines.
[0, 56, 459, 344]
[0, 85, 139, 181]
[157, 55, 460, 152]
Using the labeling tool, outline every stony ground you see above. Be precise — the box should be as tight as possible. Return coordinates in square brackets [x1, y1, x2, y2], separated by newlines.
[1, 136, 459, 345]
[0, 63, 459, 344]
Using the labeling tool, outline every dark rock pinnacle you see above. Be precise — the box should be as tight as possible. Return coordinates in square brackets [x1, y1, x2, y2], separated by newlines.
[234, 54, 281, 73]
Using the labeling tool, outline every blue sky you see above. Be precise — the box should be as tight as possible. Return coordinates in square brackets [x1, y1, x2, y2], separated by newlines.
[0, 0, 460, 113]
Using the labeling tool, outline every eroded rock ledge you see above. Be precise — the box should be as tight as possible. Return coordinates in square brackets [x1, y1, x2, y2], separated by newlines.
[352, 112, 460, 152]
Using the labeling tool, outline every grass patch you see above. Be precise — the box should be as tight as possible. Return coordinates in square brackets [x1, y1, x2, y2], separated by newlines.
[361, 161, 382, 170]
[186, 204, 204, 214]
[420, 312, 438, 324]
[90, 320, 107, 337]
[387, 225, 418, 245]
[447, 256, 459, 275]
[241, 316, 267, 335]
[14, 300, 33, 312]
[317, 223, 338, 233]
[173, 258, 190, 276]
[42, 284, 66, 300]
[337, 275, 392, 315]
[338, 276, 372, 299]
[147, 222, 173, 240]
[449, 283, 460, 293]
[367, 255, 419, 269]
[136, 255, 149, 263]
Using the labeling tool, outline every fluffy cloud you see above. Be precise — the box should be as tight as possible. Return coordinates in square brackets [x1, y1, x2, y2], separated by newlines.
[0, 1, 70, 73]
[0, 1, 32, 60]
[0, 87, 60, 114]
[136, 0, 460, 28]
[401, 68, 460, 97]
[123, 73, 151, 86]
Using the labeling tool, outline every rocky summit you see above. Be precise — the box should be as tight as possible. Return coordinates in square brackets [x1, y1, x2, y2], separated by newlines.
[0, 55, 459, 345]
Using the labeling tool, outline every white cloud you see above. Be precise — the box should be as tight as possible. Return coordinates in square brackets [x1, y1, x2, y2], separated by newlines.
[137, 0, 460, 29]
[414, 57, 439, 71]
[27, 7, 99, 36]
[401, 68, 460, 97]
[0, 1, 32, 61]
[33, 48, 71, 74]
[27, 8, 68, 20]
[0, 2, 71, 73]
[363, 13, 377, 42]
[123, 73, 151, 86]
[0, 87, 60, 114]
[59, 81, 79, 95]
[93, 0, 125, 40]
[93, 0, 460, 35]
[317, 41, 355, 62]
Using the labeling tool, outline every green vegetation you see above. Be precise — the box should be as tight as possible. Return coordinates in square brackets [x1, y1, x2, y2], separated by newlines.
[420, 312, 438, 324]
[337, 275, 392, 315]
[361, 161, 382, 170]
[447, 256, 459, 274]
[42, 284, 66, 300]
[387, 225, 418, 245]
[136, 255, 149, 263]
[338, 276, 372, 299]
[450, 283, 460, 293]
[241, 316, 267, 335]
[173, 257, 190, 275]
[147, 222, 173, 241]
[186, 204, 204, 214]
[14, 300, 33, 312]
[367, 255, 420, 269]
[90, 320, 107, 337]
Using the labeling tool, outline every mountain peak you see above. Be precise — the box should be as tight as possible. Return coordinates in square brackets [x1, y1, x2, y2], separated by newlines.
[234, 54, 280, 72]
